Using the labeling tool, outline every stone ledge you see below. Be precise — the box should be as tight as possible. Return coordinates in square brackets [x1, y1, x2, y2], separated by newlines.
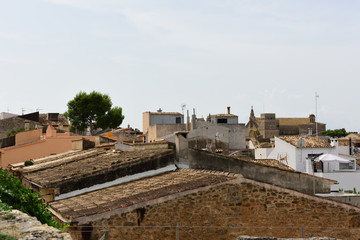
[0, 210, 72, 240]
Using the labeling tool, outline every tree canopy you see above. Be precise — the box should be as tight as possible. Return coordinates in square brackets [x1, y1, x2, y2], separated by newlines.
[64, 91, 124, 134]
[321, 128, 348, 138]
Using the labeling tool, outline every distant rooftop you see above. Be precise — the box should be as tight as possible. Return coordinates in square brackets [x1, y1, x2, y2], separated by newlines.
[211, 114, 238, 117]
[39, 113, 69, 126]
[278, 136, 332, 148]
[235, 157, 295, 171]
[148, 112, 183, 115]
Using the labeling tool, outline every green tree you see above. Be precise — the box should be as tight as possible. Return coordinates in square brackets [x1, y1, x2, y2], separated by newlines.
[0, 168, 65, 229]
[321, 128, 348, 138]
[64, 91, 124, 134]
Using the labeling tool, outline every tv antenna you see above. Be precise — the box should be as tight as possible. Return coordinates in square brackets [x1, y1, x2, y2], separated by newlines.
[315, 92, 319, 137]
[181, 104, 186, 115]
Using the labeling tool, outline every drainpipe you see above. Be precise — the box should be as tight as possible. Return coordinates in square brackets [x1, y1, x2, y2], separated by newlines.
[349, 137, 352, 155]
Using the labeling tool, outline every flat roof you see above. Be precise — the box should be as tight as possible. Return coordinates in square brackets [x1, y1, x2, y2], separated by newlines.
[49, 169, 236, 220]
[211, 114, 238, 117]
[146, 112, 183, 115]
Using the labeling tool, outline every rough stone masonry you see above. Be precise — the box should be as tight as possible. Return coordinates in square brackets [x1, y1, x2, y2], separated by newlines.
[0, 210, 72, 240]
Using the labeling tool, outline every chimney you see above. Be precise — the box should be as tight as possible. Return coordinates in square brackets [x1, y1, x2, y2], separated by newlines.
[227, 106, 231, 114]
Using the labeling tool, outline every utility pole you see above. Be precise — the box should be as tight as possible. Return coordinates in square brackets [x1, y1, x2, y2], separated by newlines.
[315, 92, 319, 137]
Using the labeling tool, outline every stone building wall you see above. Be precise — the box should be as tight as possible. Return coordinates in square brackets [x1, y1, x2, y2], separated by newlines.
[69, 178, 360, 240]
[0, 117, 37, 139]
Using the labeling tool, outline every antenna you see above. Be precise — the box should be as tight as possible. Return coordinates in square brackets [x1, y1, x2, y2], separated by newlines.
[315, 92, 319, 137]
[181, 104, 186, 115]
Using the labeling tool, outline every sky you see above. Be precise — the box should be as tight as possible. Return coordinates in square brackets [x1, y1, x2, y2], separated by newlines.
[1, 0, 359, 132]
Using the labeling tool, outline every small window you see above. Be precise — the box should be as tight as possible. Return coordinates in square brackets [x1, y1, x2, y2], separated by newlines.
[176, 117, 181, 124]
[217, 118, 227, 124]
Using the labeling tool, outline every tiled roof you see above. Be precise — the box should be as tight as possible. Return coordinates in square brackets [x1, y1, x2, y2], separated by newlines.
[237, 158, 295, 171]
[278, 136, 332, 148]
[345, 133, 360, 139]
[49, 169, 236, 219]
[39, 114, 69, 126]
[17, 149, 174, 188]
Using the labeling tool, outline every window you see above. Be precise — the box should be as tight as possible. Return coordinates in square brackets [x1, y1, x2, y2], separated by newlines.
[339, 160, 355, 170]
[47, 113, 59, 121]
[217, 118, 227, 124]
[176, 117, 181, 124]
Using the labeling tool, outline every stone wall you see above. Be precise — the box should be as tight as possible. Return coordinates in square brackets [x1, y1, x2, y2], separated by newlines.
[0, 117, 39, 139]
[325, 194, 360, 207]
[69, 177, 360, 240]
[0, 210, 72, 239]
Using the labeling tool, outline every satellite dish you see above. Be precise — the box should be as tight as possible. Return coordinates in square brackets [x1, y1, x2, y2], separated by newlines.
[354, 148, 359, 153]
[297, 138, 305, 148]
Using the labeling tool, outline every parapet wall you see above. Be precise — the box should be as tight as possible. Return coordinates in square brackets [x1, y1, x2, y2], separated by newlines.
[188, 148, 333, 194]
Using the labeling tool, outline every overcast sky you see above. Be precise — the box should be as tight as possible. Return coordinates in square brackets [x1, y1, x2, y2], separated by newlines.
[1, 0, 359, 132]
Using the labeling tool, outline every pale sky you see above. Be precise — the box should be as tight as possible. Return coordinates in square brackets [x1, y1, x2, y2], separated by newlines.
[1, 0, 359, 132]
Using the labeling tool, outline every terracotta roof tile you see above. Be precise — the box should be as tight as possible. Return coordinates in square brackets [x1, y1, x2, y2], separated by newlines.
[49, 169, 236, 219]
[18, 149, 174, 189]
[278, 136, 332, 148]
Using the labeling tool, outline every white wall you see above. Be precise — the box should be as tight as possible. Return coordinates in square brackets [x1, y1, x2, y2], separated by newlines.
[272, 138, 337, 173]
[255, 148, 275, 159]
[315, 172, 360, 192]
[211, 116, 238, 124]
[194, 121, 246, 150]
[0, 112, 18, 120]
[150, 114, 184, 125]
[188, 122, 229, 144]
[273, 138, 297, 171]
[338, 146, 351, 155]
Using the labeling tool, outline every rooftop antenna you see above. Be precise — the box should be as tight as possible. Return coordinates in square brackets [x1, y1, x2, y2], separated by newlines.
[181, 104, 186, 115]
[36, 108, 43, 112]
[315, 92, 319, 137]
